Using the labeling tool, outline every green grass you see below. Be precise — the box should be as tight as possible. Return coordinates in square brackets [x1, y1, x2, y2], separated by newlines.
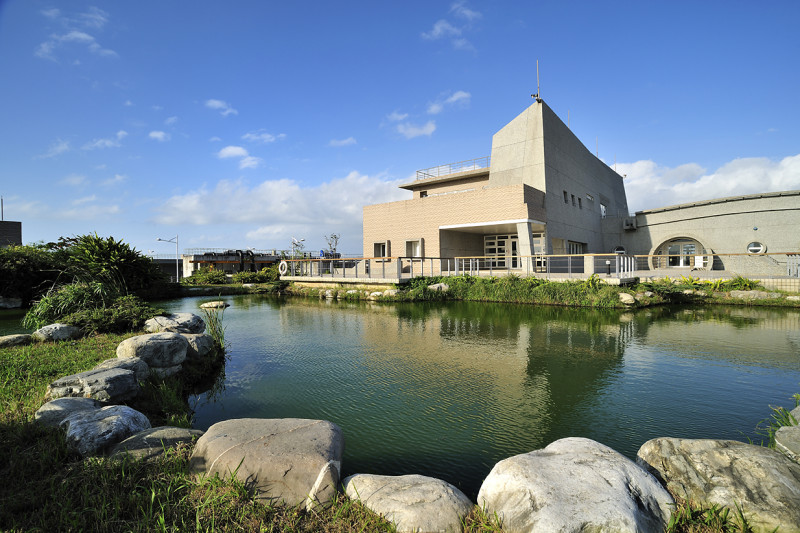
[666, 499, 755, 533]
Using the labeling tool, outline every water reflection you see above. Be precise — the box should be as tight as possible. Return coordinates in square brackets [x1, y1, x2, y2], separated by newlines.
[155, 297, 800, 497]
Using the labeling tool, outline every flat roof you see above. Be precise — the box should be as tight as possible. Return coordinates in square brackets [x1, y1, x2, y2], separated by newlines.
[399, 167, 490, 190]
[637, 189, 800, 215]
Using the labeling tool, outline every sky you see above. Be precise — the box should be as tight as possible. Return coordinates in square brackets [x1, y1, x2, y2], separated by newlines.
[1, 1, 798, 256]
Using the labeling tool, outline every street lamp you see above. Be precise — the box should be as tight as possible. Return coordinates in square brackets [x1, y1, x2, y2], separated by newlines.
[157, 235, 179, 282]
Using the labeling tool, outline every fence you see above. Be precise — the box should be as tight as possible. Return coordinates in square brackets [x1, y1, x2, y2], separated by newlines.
[415, 156, 491, 180]
[280, 252, 800, 288]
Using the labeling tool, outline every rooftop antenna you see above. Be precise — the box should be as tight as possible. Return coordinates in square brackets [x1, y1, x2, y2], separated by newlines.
[531, 60, 542, 103]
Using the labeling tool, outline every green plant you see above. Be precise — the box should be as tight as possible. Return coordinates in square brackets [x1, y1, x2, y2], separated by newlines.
[725, 276, 762, 291]
[666, 498, 754, 533]
[230, 266, 278, 284]
[201, 306, 226, 351]
[582, 273, 604, 290]
[0, 244, 62, 305]
[754, 393, 800, 448]
[22, 281, 116, 330]
[61, 295, 164, 334]
[183, 267, 228, 285]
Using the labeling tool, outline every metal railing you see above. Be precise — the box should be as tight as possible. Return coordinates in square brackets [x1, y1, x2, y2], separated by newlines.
[280, 252, 800, 284]
[415, 156, 490, 180]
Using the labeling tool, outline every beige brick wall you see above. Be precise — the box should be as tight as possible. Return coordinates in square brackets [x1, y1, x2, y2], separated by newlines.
[363, 184, 545, 258]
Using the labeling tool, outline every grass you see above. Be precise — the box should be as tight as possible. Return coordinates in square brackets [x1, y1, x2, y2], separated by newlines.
[666, 499, 755, 533]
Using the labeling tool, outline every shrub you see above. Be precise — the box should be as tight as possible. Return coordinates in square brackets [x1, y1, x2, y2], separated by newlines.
[183, 267, 228, 285]
[61, 295, 165, 334]
[22, 281, 115, 330]
[725, 275, 761, 291]
[0, 244, 62, 305]
[231, 266, 278, 284]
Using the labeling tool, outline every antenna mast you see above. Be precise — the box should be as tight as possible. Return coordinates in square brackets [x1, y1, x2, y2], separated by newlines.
[531, 60, 542, 102]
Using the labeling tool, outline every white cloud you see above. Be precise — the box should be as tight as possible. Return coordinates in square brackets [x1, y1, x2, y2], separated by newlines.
[450, 1, 482, 21]
[165, 116, 178, 125]
[58, 204, 120, 220]
[36, 138, 70, 159]
[239, 156, 262, 169]
[153, 171, 408, 248]
[397, 121, 436, 139]
[329, 137, 357, 147]
[35, 7, 116, 61]
[217, 145, 260, 169]
[61, 174, 87, 186]
[102, 174, 126, 186]
[123, 100, 134, 107]
[149, 131, 170, 142]
[387, 111, 409, 122]
[116, 130, 128, 140]
[205, 99, 238, 116]
[72, 195, 97, 205]
[242, 130, 286, 143]
[619, 154, 800, 212]
[422, 19, 461, 40]
[209, 136, 222, 142]
[427, 90, 471, 114]
[218, 146, 249, 159]
[82, 134, 122, 150]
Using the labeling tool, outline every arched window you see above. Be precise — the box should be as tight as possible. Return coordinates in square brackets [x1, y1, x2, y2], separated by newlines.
[654, 238, 706, 268]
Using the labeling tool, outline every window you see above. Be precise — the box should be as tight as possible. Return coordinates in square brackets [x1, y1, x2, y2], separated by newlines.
[406, 240, 422, 257]
[571, 194, 576, 206]
[747, 242, 766, 254]
[420, 191, 428, 198]
[600, 203, 607, 218]
[563, 190, 568, 203]
[578, 197, 582, 209]
[586, 194, 594, 202]
[373, 242, 387, 258]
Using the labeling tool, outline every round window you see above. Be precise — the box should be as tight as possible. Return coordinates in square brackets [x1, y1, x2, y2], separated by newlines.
[613, 246, 626, 254]
[747, 242, 766, 254]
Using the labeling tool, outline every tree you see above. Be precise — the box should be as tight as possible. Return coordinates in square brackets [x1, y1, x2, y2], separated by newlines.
[324, 233, 341, 255]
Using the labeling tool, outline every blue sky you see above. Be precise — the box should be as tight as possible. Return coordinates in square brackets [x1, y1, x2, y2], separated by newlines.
[1, 1, 798, 255]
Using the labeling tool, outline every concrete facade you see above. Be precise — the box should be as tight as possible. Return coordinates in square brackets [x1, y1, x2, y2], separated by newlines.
[363, 101, 628, 265]
[362, 100, 800, 275]
[0, 221, 22, 248]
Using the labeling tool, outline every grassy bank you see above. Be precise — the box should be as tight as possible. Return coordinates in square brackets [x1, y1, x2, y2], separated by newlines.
[0, 333, 504, 531]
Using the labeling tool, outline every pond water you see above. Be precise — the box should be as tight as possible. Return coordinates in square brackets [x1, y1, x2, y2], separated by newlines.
[158, 296, 800, 498]
[4, 297, 799, 498]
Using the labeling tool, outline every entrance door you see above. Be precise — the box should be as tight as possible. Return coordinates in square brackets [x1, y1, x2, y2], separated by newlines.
[659, 238, 701, 268]
[484, 234, 519, 269]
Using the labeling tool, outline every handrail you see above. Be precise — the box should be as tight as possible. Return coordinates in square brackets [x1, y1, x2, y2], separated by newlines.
[415, 156, 490, 180]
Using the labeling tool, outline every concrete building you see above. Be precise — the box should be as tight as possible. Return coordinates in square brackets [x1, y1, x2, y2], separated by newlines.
[363, 100, 628, 270]
[363, 99, 800, 276]
[0, 221, 22, 248]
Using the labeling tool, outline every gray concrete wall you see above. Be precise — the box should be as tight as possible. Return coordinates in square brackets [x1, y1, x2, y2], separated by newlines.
[0, 221, 22, 247]
[621, 191, 800, 258]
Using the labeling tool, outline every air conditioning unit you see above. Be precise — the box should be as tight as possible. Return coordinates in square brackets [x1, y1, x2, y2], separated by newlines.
[623, 217, 637, 230]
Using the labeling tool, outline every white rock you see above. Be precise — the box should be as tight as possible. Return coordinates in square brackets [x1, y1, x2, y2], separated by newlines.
[93, 356, 149, 382]
[189, 418, 343, 510]
[479, 437, 673, 533]
[637, 438, 800, 533]
[383, 289, 399, 296]
[61, 405, 151, 457]
[110, 426, 204, 463]
[0, 333, 33, 348]
[46, 367, 139, 403]
[618, 292, 636, 305]
[776, 425, 800, 462]
[344, 474, 472, 533]
[116, 332, 188, 368]
[144, 313, 206, 334]
[181, 333, 216, 362]
[200, 301, 229, 309]
[33, 323, 82, 342]
[35, 397, 102, 427]
[428, 283, 449, 292]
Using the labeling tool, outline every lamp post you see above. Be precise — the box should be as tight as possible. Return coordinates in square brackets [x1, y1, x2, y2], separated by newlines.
[157, 235, 179, 282]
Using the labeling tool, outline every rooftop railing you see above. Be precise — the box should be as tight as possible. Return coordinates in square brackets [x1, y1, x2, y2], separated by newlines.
[415, 156, 490, 180]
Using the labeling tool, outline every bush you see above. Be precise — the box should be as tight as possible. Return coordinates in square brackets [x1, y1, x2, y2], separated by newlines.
[61, 295, 165, 334]
[183, 267, 228, 285]
[22, 281, 115, 330]
[231, 266, 279, 284]
[0, 244, 62, 305]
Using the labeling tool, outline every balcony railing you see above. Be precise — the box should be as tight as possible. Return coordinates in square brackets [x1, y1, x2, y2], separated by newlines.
[415, 156, 490, 180]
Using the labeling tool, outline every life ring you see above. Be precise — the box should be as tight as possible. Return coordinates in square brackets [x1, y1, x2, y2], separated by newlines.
[278, 260, 288, 275]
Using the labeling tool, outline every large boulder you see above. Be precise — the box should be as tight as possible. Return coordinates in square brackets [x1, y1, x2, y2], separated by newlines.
[478, 437, 673, 533]
[344, 474, 472, 533]
[34, 397, 102, 427]
[0, 334, 33, 348]
[428, 283, 449, 292]
[189, 418, 343, 510]
[46, 367, 139, 403]
[109, 426, 204, 463]
[637, 438, 800, 533]
[776, 425, 800, 462]
[93, 356, 149, 382]
[61, 405, 151, 457]
[180, 333, 216, 363]
[144, 313, 206, 334]
[116, 333, 188, 369]
[32, 323, 82, 342]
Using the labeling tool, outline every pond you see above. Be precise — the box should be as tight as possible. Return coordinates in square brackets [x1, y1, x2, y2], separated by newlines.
[153, 296, 800, 498]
